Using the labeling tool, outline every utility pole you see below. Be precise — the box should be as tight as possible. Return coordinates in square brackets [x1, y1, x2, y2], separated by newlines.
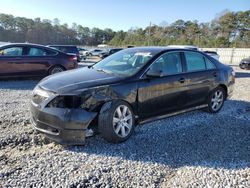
[148, 22, 151, 46]
[197, 34, 200, 47]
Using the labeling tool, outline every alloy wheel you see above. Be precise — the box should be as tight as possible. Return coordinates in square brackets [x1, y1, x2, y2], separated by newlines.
[211, 90, 224, 111]
[113, 105, 133, 138]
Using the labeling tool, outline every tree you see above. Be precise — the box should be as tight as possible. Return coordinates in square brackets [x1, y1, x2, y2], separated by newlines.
[0, 10, 249, 47]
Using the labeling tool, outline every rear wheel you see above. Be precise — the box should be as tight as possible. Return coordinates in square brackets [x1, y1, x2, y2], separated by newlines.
[98, 100, 135, 143]
[206, 87, 226, 113]
[49, 65, 65, 75]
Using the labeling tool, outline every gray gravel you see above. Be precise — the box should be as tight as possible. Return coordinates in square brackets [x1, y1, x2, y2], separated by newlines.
[0, 67, 250, 188]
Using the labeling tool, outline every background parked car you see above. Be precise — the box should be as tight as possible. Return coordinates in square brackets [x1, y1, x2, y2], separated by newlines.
[99, 48, 123, 59]
[167, 45, 199, 51]
[167, 45, 220, 60]
[203, 50, 220, 60]
[78, 48, 89, 60]
[239, 56, 250, 70]
[88, 49, 104, 56]
[48, 45, 81, 62]
[0, 43, 78, 78]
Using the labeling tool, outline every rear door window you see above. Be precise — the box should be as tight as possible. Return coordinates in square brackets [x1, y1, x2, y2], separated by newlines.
[46, 49, 58, 56]
[184, 51, 206, 72]
[0, 47, 23, 56]
[28, 47, 47, 56]
[205, 57, 216, 69]
[151, 52, 183, 75]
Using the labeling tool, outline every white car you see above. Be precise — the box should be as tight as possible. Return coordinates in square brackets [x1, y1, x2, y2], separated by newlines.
[167, 45, 199, 51]
[78, 48, 90, 59]
[167, 45, 220, 60]
[89, 49, 105, 56]
[203, 51, 220, 60]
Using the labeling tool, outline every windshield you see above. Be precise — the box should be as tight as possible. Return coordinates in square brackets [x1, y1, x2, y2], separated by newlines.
[93, 49, 156, 77]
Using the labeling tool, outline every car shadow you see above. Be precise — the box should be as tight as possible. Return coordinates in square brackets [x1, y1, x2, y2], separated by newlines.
[0, 79, 38, 90]
[66, 99, 250, 170]
[236, 71, 250, 78]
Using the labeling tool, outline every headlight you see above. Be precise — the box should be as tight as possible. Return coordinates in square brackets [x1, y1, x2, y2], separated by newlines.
[47, 96, 82, 108]
[32, 86, 55, 98]
[32, 86, 56, 105]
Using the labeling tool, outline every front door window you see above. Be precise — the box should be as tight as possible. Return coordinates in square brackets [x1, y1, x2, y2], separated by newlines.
[0, 47, 23, 56]
[150, 52, 183, 75]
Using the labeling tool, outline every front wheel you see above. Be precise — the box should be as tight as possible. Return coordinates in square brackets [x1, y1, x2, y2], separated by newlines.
[206, 87, 226, 113]
[98, 100, 135, 143]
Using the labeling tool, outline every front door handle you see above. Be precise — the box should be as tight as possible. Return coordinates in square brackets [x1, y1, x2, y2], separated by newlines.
[213, 72, 217, 77]
[179, 78, 185, 83]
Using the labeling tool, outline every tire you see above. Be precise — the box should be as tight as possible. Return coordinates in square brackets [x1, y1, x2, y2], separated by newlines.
[49, 65, 65, 75]
[77, 57, 81, 62]
[98, 100, 135, 143]
[206, 86, 226, 113]
[239, 65, 244, 69]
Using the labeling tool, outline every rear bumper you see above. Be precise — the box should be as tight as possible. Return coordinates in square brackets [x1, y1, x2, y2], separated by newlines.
[30, 102, 97, 145]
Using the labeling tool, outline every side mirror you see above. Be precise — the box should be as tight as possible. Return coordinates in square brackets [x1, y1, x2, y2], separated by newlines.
[146, 69, 164, 78]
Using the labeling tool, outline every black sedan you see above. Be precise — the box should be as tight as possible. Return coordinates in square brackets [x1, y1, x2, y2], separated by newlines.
[30, 47, 235, 145]
[99, 48, 123, 59]
[0, 43, 78, 78]
[239, 57, 250, 70]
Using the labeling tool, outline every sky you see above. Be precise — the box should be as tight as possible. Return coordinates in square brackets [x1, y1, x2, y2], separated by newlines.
[0, 0, 249, 31]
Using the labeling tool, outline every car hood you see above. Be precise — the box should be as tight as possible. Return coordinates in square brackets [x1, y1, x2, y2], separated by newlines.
[39, 67, 122, 95]
[241, 58, 250, 63]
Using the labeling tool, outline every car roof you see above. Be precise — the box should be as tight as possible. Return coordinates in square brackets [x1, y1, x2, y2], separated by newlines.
[0, 43, 64, 53]
[119, 46, 209, 57]
[123, 46, 198, 52]
[167, 45, 199, 50]
[0, 43, 47, 48]
[110, 48, 123, 50]
[48, 45, 77, 47]
[0, 43, 56, 49]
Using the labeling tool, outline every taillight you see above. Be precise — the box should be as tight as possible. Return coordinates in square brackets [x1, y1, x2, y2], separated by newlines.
[69, 56, 77, 61]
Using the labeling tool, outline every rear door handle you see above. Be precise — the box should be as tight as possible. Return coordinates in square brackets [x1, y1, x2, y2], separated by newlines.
[179, 78, 185, 83]
[213, 72, 217, 77]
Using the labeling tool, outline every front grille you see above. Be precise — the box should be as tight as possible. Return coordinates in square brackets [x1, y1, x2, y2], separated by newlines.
[32, 94, 47, 104]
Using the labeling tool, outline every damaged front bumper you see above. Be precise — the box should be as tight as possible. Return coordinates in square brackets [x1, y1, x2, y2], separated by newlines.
[30, 101, 97, 145]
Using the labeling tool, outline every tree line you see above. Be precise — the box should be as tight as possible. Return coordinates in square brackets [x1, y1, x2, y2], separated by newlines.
[0, 10, 249, 47]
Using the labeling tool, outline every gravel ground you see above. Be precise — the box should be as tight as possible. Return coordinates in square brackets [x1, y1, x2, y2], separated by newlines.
[0, 67, 250, 188]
